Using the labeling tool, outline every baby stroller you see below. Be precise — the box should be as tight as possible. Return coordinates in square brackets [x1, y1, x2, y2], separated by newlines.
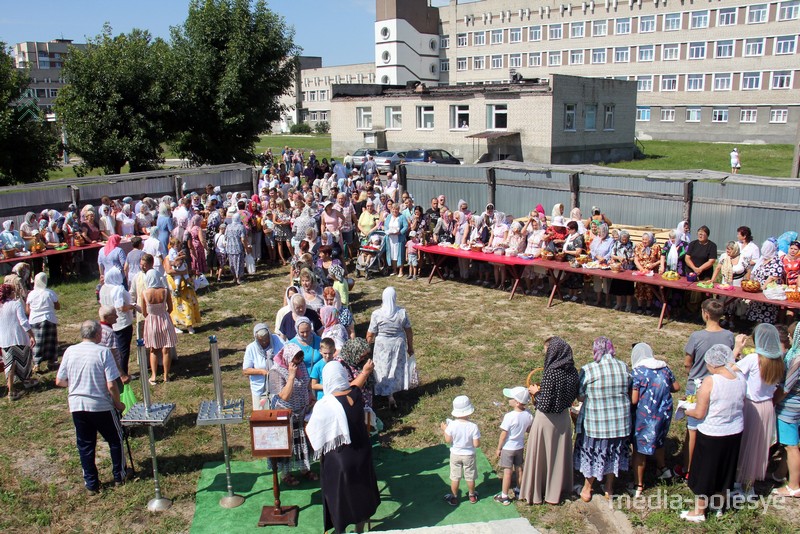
[356, 230, 387, 280]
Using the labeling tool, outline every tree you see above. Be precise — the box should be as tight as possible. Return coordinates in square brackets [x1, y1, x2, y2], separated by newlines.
[168, 0, 298, 165]
[55, 26, 170, 175]
[0, 43, 60, 185]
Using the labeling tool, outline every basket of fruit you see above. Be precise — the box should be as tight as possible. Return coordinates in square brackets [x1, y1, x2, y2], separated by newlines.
[540, 251, 554, 261]
[741, 280, 761, 293]
[576, 254, 590, 265]
[609, 262, 623, 273]
[787, 289, 800, 302]
[662, 271, 680, 281]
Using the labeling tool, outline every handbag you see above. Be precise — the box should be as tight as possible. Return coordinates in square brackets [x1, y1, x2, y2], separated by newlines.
[194, 274, 210, 290]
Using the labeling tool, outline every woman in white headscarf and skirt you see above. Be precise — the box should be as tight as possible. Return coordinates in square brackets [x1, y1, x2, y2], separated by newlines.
[366, 287, 414, 410]
[746, 240, 784, 324]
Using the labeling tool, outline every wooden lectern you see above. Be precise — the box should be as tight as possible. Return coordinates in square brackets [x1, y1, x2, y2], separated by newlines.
[249, 409, 298, 527]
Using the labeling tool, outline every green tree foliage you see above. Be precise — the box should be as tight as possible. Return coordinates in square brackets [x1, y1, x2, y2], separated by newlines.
[168, 0, 298, 165]
[0, 43, 60, 185]
[55, 26, 170, 175]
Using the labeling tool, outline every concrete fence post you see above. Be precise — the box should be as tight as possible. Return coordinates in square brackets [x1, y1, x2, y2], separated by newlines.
[569, 173, 580, 210]
[486, 167, 496, 207]
[683, 181, 694, 225]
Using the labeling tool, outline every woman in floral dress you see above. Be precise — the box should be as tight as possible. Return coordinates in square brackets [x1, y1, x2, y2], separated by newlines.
[633, 232, 662, 314]
[747, 240, 785, 324]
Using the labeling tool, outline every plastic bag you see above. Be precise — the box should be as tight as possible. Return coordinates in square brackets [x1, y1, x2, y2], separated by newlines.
[764, 286, 787, 301]
[120, 383, 138, 415]
[194, 274, 209, 290]
[405, 354, 419, 389]
[777, 231, 798, 254]
[245, 253, 256, 274]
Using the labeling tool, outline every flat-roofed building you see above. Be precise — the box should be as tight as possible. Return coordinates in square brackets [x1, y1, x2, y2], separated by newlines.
[13, 39, 86, 116]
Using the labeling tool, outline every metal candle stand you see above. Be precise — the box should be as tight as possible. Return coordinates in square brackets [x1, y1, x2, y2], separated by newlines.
[196, 335, 245, 508]
[121, 339, 176, 512]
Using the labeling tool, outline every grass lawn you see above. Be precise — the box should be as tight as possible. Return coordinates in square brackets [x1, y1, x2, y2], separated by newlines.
[1, 261, 799, 533]
[255, 133, 334, 162]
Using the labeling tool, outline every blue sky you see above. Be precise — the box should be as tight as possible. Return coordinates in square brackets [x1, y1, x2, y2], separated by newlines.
[0, 0, 381, 66]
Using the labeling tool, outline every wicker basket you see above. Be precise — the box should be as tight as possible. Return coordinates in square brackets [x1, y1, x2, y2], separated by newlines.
[741, 281, 762, 293]
[1, 249, 16, 259]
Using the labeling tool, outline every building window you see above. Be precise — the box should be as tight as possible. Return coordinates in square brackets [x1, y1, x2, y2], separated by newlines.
[440, 59, 450, 72]
[456, 57, 467, 71]
[686, 107, 701, 122]
[473, 56, 485, 69]
[661, 108, 675, 122]
[509, 27, 522, 43]
[528, 52, 541, 67]
[450, 105, 469, 129]
[661, 75, 677, 91]
[603, 104, 615, 130]
[457, 33, 468, 47]
[307, 91, 317, 102]
[779, 1, 799, 20]
[639, 15, 655, 33]
[636, 106, 651, 122]
[564, 104, 577, 130]
[548, 51, 562, 66]
[48, 88, 58, 98]
[740, 109, 758, 123]
[664, 13, 682, 31]
[712, 108, 728, 123]
[309, 111, 318, 121]
[591, 48, 607, 64]
[742, 72, 762, 90]
[688, 42, 706, 60]
[319, 111, 328, 121]
[775, 36, 797, 55]
[299, 109, 309, 122]
[716, 40, 734, 58]
[473, 31, 486, 46]
[637, 75, 653, 92]
[662, 44, 679, 61]
[592, 19, 608, 37]
[687, 74, 704, 91]
[35, 88, 47, 98]
[770, 108, 789, 123]
[744, 38, 765, 56]
[713, 73, 732, 91]
[490, 29, 504, 44]
[509, 53, 522, 68]
[614, 47, 629, 63]
[570, 22, 585, 39]
[585, 104, 597, 130]
[529, 26, 542, 41]
[416, 105, 434, 129]
[718, 7, 737, 26]
[615, 18, 631, 35]
[318, 90, 328, 101]
[549, 24, 562, 40]
[440, 35, 449, 49]
[772, 71, 793, 89]
[570, 50, 584, 65]
[747, 4, 768, 24]
[487, 104, 508, 129]
[690, 10, 709, 29]
[356, 107, 372, 129]
[638, 45, 654, 62]
[491, 55, 503, 69]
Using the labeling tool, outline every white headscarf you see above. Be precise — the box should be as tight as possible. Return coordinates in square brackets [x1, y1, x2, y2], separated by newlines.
[631, 343, 667, 370]
[145, 269, 166, 289]
[675, 220, 690, 245]
[380, 286, 398, 321]
[753, 240, 777, 272]
[33, 272, 48, 291]
[306, 361, 352, 459]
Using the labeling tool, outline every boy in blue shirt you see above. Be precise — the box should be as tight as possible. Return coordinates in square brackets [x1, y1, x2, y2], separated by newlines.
[310, 338, 336, 401]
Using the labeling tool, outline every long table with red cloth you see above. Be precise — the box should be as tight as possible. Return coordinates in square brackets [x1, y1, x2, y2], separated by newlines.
[0, 239, 134, 271]
[417, 244, 800, 328]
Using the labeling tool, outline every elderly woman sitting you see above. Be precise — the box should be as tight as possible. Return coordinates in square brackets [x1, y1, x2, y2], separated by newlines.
[633, 232, 662, 315]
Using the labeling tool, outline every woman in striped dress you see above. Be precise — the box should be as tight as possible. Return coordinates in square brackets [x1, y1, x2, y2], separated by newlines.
[0, 283, 36, 401]
[141, 270, 177, 385]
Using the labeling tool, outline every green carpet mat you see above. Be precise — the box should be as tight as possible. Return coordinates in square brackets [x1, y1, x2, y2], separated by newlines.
[190, 445, 519, 533]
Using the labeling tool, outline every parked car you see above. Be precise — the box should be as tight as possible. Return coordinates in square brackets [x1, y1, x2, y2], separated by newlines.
[391, 149, 461, 170]
[375, 150, 405, 173]
[351, 148, 380, 169]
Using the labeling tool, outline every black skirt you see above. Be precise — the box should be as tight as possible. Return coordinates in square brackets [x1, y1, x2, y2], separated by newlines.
[688, 431, 741, 498]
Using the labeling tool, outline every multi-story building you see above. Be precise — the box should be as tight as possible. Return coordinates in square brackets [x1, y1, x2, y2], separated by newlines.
[13, 39, 86, 117]
[376, 0, 799, 143]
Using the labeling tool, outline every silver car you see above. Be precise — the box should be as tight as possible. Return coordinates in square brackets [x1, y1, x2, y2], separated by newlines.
[351, 148, 380, 169]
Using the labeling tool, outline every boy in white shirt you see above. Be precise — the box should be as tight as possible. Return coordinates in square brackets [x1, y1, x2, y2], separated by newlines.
[494, 387, 534, 505]
[441, 395, 481, 506]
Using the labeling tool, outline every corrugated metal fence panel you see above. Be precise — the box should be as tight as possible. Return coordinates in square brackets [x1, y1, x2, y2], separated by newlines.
[405, 164, 488, 211]
[183, 168, 253, 193]
[579, 173, 685, 229]
[79, 176, 177, 206]
[494, 169, 572, 218]
[0, 187, 73, 226]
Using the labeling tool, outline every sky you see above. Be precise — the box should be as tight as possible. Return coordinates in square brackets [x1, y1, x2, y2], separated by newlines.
[0, 0, 387, 66]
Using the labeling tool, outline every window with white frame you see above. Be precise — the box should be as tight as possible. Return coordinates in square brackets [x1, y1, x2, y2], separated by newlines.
[690, 10, 709, 29]
[564, 104, 577, 130]
[356, 107, 372, 129]
[664, 13, 682, 31]
[637, 75, 653, 91]
[549, 24, 562, 40]
[385, 106, 402, 129]
[603, 104, 615, 130]
[548, 51, 562, 66]
[689, 42, 706, 60]
[457, 33, 468, 47]
[440, 59, 450, 72]
[639, 15, 655, 33]
[775, 36, 797, 55]
[770, 108, 789, 123]
[636, 106, 651, 121]
[662, 44, 679, 61]
[529, 26, 542, 41]
[638, 45, 654, 62]
[318, 90, 328, 101]
[713, 73, 732, 91]
[49, 88, 58, 98]
[661, 108, 675, 122]
[661, 75, 677, 91]
[779, 1, 799, 20]
[491, 55, 503, 69]
[416, 105, 434, 129]
[742, 72, 761, 90]
[309, 111, 318, 121]
[449, 105, 469, 129]
[319, 111, 328, 121]
[487, 104, 508, 129]
[491, 29, 504, 44]
[307, 91, 317, 102]
[772, 71, 793, 89]
[686, 107, 701, 122]
[747, 4, 768, 24]
[591, 48, 607, 64]
[570, 50, 584, 65]
[528, 52, 541, 67]
[616, 18, 631, 35]
[712, 108, 728, 123]
[473, 56, 485, 69]
[740, 109, 757, 123]
[716, 40, 734, 58]
[474, 31, 486, 46]
[744, 38, 765, 56]
[585, 104, 597, 130]
[509, 28, 522, 43]
[687, 74, 704, 91]
[592, 19, 608, 36]
[509, 53, 522, 68]
[718, 7, 737, 26]
[570, 22, 585, 39]
[614, 47, 630, 63]
[440, 35, 450, 49]
[456, 57, 467, 71]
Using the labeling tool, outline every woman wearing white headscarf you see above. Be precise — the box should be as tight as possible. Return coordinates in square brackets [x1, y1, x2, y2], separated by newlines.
[97, 205, 116, 239]
[675, 220, 691, 246]
[141, 270, 177, 385]
[116, 204, 136, 236]
[0, 220, 26, 251]
[746, 240, 785, 324]
[26, 272, 61, 371]
[366, 287, 414, 410]
[225, 213, 248, 284]
[307, 361, 381, 533]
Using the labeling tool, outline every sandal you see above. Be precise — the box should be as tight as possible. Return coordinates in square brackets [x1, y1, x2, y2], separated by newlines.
[771, 485, 800, 498]
[148, 378, 158, 386]
[302, 470, 319, 481]
[282, 475, 300, 486]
